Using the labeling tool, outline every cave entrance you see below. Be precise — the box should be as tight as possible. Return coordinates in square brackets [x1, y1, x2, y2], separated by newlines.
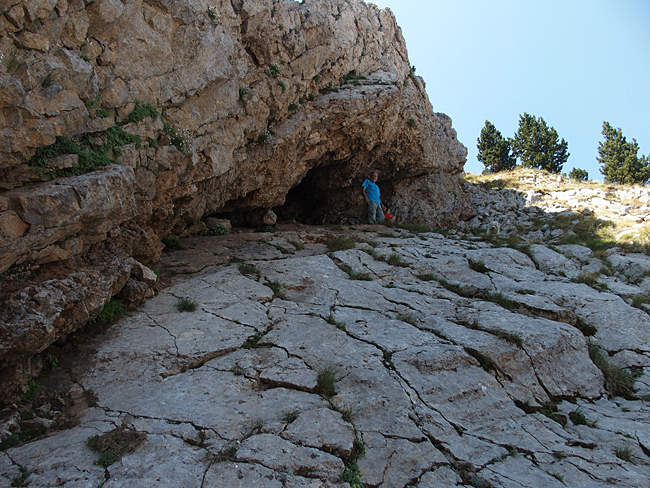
[274, 161, 362, 225]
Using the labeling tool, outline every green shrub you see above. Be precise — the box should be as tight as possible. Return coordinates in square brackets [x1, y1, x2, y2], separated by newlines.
[257, 130, 274, 144]
[120, 100, 159, 125]
[340, 461, 362, 487]
[569, 167, 588, 182]
[93, 299, 128, 324]
[162, 236, 183, 250]
[22, 377, 44, 402]
[264, 63, 281, 78]
[162, 122, 192, 154]
[207, 224, 229, 236]
[569, 410, 588, 425]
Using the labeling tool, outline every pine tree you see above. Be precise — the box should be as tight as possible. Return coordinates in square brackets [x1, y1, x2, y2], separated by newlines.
[598, 122, 650, 185]
[476, 120, 516, 173]
[568, 168, 588, 182]
[512, 113, 569, 174]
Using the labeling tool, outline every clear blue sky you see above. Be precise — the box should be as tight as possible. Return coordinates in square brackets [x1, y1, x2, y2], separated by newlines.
[372, 0, 650, 180]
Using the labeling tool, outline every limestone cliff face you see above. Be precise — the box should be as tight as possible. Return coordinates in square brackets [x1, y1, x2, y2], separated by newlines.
[1, 0, 469, 273]
[0, 0, 470, 401]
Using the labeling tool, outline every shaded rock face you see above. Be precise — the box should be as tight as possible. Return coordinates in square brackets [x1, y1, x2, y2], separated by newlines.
[0, 0, 468, 274]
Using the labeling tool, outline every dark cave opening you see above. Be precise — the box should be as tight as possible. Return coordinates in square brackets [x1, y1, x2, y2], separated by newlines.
[273, 167, 324, 225]
[210, 161, 380, 226]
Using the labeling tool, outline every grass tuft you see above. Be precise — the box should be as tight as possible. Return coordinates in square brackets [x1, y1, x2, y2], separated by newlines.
[87, 428, 146, 468]
[337, 263, 373, 281]
[326, 313, 346, 330]
[238, 262, 261, 278]
[175, 297, 198, 312]
[485, 292, 519, 311]
[613, 445, 636, 464]
[282, 410, 300, 423]
[213, 446, 237, 462]
[588, 343, 636, 399]
[396, 313, 417, 326]
[326, 237, 356, 252]
[416, 272, 437, 281]
[386, 252, 408, 266]
[464, 348, 496, 373]
[242, 331, 264, 349]
[468, 259, 490, 273]
[316, 366, 337, 398]
[265, 279, 286, 298]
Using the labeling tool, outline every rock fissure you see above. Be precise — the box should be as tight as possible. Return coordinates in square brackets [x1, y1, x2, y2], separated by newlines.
[145, 312, 180, 356]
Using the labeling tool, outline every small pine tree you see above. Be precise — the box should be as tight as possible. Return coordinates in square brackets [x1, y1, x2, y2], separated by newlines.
[476, 120, 516, 173]
[598, 122, 650, 185]
[512, 113, 569, 174]
[569, 168, 588, 182]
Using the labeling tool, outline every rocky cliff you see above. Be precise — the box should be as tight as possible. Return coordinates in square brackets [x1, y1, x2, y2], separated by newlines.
[0, 0, 471, 401]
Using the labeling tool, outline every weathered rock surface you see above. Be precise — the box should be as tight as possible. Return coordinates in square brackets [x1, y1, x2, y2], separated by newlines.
[1, 0, 468, 274]
[0, 0, 470, 401]
[2, 223, 650, 487]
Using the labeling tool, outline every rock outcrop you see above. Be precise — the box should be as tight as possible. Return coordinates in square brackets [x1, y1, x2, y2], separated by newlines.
[0, 0, 469, 401]
[0, 0, 469, 272]
[2, 223, 649, 487]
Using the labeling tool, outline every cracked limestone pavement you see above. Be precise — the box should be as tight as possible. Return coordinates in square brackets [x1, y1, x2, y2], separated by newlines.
[2, 223, 650, 487]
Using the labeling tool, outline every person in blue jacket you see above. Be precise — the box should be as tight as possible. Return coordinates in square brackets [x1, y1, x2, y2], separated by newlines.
[361, 170, 387, 224]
